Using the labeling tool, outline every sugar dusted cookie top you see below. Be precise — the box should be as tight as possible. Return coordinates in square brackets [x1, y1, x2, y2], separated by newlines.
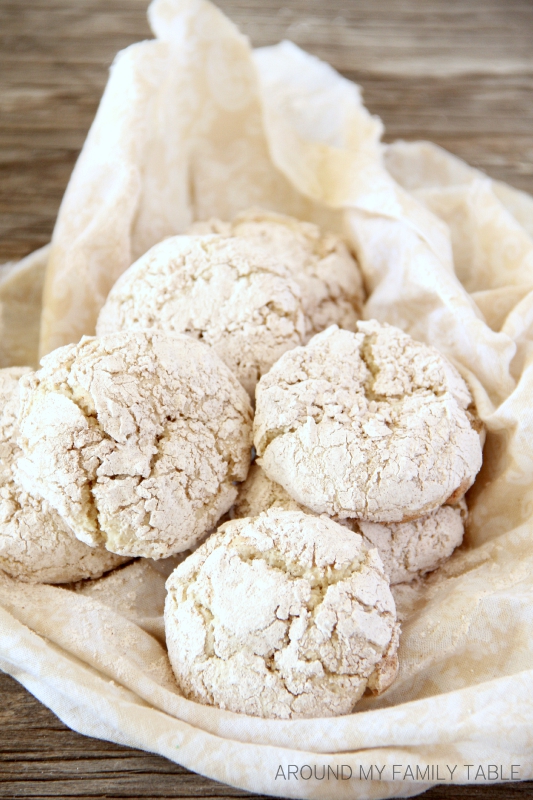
[16, 331, 253, 559]
[232, 464, 466, 584]
[0, 367, 127, 583]
[254, 321, 483, 523]
[165, 508, 399, 719]
[96, 233, 307, 398]
[97, 211, 364, 399]
[358, 503, 466, 584]
[190, 208, 364, 339]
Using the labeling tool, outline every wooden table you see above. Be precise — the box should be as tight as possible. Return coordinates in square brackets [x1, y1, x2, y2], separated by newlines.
[1, 1, 533, 797]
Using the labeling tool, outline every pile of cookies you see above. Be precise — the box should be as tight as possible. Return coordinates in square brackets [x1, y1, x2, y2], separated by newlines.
[0, 210, 484, 719]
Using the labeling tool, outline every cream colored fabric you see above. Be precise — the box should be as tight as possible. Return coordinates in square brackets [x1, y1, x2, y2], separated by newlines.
[0, 244, 49, 369]
[1, 0, 533, 796]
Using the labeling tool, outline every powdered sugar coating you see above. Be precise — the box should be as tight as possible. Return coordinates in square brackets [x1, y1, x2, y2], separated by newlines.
[0, 367, 127, 582]
[358, 504, 466, 584]
[232, 464, 466, 584]
[165, 508, 399, 719]
[190, 208, 364, 338]
[16, 331, 253, 559]
[96, 234, 307, 398]
[254, 322, 483, 522]
[231, 462, 305, 518]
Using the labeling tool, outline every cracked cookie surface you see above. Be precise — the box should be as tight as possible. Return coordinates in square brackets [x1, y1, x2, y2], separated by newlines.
[233, 464, 466, 584]
[0, 367, 127, 582]
[254, 321, 483, 522]
[96, 233, 308, 398]
[190, 208, 364, 339]
[16, 331, 253, 559]
[164, 508, 399, 719]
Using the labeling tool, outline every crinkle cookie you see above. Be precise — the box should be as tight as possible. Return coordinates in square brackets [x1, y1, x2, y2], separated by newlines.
[357, 502, 466, 585]
[232, 464, 466, 584]
[165, 508, 399, 719]
[16, 331, 253, 559]
[190, 208, 364, 338]
[254, 322, 483, 523]
[231, 463, 305, 519]
[96, 233, 307, 398]
[0, 367, 127, 583]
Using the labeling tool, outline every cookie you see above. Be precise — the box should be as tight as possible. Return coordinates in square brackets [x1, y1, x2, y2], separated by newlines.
[232, 464, 466, 584]
[357, 503, 466, 584]
[230, 462, 305, 519]
[0, 367, 127, 582]
[190, 208, 364, 338]
[16, 331, 253, 559]
[165, 508, 399, 719]
[96, 233, 307, 398]
[254, 321, 483, 522]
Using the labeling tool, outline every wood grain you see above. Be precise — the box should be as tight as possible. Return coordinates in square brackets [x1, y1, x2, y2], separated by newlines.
[1, 1, 533, 798]
[1, 0, 533, 263]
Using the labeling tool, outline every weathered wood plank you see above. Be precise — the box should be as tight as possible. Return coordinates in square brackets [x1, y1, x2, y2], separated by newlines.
[1, 0, 533, 262]
[0, 1, 531, 257]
